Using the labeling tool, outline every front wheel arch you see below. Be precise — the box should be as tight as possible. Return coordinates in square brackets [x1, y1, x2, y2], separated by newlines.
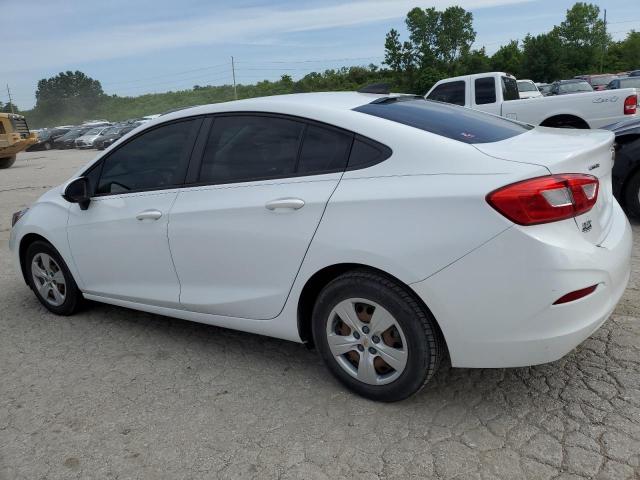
[19, 233, 59, 285]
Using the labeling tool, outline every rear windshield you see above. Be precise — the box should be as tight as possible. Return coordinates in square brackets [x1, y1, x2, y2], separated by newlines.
[354, 98, 532, 144]
[560, 81, 592, 93]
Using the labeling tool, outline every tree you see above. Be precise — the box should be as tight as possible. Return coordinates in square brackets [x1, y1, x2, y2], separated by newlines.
[606, 31, 640, 72]
[491, 40, 523, 77]
[554, 2, 608, 74]
[437, 6, 475, 68]
[458, 48, 491, 76]
[34, 71, 104, 123]
[1, 102, 19, 113]
[521, 33, 566, 82]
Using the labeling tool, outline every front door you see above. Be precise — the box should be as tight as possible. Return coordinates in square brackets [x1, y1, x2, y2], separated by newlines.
[67, 118, 200, 307]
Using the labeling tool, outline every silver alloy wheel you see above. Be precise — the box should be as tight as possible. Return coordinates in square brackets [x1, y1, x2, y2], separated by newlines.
[31, 253, 66, 307]
[326, 298, 408, 386]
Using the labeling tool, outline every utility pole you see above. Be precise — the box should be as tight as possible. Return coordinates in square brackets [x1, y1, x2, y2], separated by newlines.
[6, 84, 15, 114]
[231, 56, 238, 100]
[600, 9, 607, 73]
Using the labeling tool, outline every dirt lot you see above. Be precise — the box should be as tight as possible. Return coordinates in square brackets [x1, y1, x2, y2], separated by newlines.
[1, 150, 639, 479]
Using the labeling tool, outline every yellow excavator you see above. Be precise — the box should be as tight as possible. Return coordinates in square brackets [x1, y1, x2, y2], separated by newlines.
[0, 112, 37, 168]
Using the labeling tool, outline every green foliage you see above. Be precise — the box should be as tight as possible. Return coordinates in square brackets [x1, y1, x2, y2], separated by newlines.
[490, 41, 523, 77]
[521, 32, 567, 82]
[553, 2, 609, 75]
[1, 102, 20, 113]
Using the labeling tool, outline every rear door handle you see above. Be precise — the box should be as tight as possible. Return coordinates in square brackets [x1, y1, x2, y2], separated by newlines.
[265, 198, 305, 211]
[136, 209, 163, 221]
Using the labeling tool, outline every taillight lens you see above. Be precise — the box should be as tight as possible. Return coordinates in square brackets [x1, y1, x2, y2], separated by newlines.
[487, 174, 599, 225]
[624, 95, 637, 115]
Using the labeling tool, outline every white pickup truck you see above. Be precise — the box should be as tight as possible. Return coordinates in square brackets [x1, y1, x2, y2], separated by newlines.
[425, 72, 639, 129]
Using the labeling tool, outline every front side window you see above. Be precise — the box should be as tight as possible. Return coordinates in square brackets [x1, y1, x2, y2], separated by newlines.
[427, 81, 466, 106]
[199, 116, 304, 184]
[475, 77, 496, 105]
[96, 119, 196, 194]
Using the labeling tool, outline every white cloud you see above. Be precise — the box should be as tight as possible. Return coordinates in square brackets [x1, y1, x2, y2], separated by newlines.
[9, 0, 531, 73]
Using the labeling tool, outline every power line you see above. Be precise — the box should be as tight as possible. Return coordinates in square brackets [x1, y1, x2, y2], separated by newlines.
[101, 63, 230, 86]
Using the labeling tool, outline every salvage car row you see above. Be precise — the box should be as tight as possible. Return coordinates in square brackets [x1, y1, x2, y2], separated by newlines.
[27, 115, 161, 152]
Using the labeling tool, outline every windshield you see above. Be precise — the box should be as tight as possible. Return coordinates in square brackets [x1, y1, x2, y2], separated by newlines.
[517, 81, 537, 92]
[559, 81, 593, 93]
[353, 98, 532, 144]
[85, 127, 104, 135]
[102, 127, 122, 135]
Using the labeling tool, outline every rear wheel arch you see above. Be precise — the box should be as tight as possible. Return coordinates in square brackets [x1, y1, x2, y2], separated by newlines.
[297, 263, 447, 353]
[540, 115, 590, 129]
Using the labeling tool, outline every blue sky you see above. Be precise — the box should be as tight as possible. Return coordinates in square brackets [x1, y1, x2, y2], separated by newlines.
[3, 0, 639, 109]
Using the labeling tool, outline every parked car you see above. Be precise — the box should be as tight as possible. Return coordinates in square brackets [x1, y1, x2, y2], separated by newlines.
[516, 79, 542, 99]
[26, 127, 71, 151]
[536, 82, 552, 96]
[606, 77, 640, 90]
[629, 70, 640, 77]
[426, 72, 638, 128]
[602, 118, 640, 217]
[75, 126, 112, 149]
[9, 92, 632, 401]
[549, 79, 594, 95]
[53, 127, 92, 149]
[576, 74, 619, 91]
[95, 125, 138, 150]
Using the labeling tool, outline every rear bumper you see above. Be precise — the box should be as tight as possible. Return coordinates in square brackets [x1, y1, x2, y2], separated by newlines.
[411, 201, 632, 368]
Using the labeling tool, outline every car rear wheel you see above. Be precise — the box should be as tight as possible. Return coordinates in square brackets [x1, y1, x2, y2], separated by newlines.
[0, 155, 16, 169]
[624, 170, 640, 218]
[312, 270, 444, 402]
[26, 241, 83, 315]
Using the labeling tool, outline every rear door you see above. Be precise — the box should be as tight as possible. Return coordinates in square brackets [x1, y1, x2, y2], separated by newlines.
[168, 114, 353, 320]
[472, 76, 500, 116]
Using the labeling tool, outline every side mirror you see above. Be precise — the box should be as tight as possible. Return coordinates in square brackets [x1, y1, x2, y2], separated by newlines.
[63, 177, 91, 210]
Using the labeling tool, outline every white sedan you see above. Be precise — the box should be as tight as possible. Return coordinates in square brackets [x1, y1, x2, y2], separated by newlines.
[9, 92, 632, 401]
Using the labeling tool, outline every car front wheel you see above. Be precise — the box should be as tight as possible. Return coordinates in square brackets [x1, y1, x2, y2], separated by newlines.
[26, 241, 83, 315]
[312, 270, 444, 402]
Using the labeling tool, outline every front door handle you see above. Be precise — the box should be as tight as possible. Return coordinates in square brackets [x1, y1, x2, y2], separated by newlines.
[265, 198, 305, 211]
[136, 209, 163, 221]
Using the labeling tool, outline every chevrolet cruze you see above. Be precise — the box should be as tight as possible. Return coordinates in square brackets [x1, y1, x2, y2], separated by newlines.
[10, 92, 632, 401]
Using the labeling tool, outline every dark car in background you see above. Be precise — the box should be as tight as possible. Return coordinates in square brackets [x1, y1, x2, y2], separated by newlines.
[629, 70, 640, 77]
[549, 79, 594, 95]
[95, 124, 138, 150]
[603, 119, 640, 217]
[52, 127, 91, 149]
[605, 77, 640, 90]
[26, 127, 71, 151]
[576, 74, 619, 91]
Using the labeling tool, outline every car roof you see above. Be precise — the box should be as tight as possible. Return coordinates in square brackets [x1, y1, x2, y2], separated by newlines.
[152, 92, 392, 126]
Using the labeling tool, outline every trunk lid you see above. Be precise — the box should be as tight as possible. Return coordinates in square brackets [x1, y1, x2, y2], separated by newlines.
[474, 126, 615, 245]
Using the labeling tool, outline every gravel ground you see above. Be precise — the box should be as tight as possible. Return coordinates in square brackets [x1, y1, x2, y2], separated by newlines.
[1, 150, 639, 480]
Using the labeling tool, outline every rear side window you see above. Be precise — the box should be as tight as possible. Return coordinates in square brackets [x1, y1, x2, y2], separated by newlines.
[199, 116, 304, 184]
[347, 137, 392, 170]
[501, 76, 520, 101]
[354, 98, 532, 144]
[427, 81, 466, 106]
[297, 125, 352, 174]
[475, 77, 496, 105]
[96, 119, 197, 194]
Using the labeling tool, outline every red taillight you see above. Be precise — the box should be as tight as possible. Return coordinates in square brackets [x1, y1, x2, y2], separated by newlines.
[553, 285, 598, 305]
[487, 174, 599, 225]
[624, 95, 637, 115]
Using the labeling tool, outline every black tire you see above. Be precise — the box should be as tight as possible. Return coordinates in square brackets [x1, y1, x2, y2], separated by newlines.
[0, 155, 16, 169]
[25, 241, 83, 315]
[312, 270, 444, 402]
[624, 170, 640, 218]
